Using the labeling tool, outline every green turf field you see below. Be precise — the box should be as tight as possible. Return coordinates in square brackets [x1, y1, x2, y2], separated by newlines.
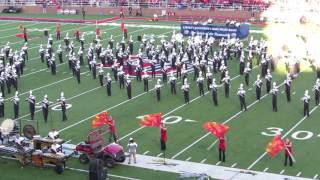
[0, 17, 319, 180]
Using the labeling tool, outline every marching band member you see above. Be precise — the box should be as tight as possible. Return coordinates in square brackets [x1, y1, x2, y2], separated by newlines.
[197, 71, 205, 96]
[270, 82, 278, 112]
[313, 79, 320, 105]
[126, 74, 132, 99]
[237, 83, 247, 111]
[155, 79, 162, 101]
[50, 141, 61, 154]
[142, 69, 149, 92]
[284, 138, 293, 167]
[222, 71, 230, 98]
[98, 64, 104, 86]
[42, 94, 50, 122]
[253, 74, 263, 101]
[265, 69, 272, 93]
[302, 90, 310, 117]
[284, 74, 292, 102]
[11, 91, 19, 119]
[57, 92, 68, 121]
[26, 90, 36, 120]
[218, 136, 226, 162]
[210, 78, 218, 106]
[0, 92, 4, 118]
[181, 78, 190, 104]
[169, 71, 176, 95]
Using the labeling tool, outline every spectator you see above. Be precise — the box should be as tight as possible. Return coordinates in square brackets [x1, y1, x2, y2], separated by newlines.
[127, 138, 137, 164]
[42, 0, 47, 14]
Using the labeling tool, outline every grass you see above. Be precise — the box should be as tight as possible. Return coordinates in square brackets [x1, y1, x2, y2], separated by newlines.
[0, 16, 319, 180]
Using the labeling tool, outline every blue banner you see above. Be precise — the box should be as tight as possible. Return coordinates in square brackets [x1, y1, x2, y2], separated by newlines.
[180, 23, 250, 39]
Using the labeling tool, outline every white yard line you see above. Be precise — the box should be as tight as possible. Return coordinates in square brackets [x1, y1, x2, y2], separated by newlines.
[263, 167, 269, 172]
[314, 174, 318, 179]
[207, 139, 218, 150]
[185, 157, 192, 161]
[231, 163, 237, 168]
[0, 21, 19, 27]
[156, 153, 163, 157]
[0, 24, 57, 40]
[0, 22, 40, 32]
[215, 161, 221, 165]
[4, 71, 89, 101]
[200, 159, 207, 163]
[142, 151, 149, 155]
[280, 169, 285, 174]
[296, 172, 302, 177]
[247, 105, 319, 170]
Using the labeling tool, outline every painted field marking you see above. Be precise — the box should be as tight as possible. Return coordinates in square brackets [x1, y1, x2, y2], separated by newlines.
[118, 67, 260, 142]
[263, 167, 269, 172]
[248, 88, 252, 91]
[66, 167, 141, 180]
[280, 169, 285, 174]
[207, 139, 218, 150]
[231, 163, 237, 168]
[4, 71, 90, 101]
[0, 22, 40, 32]
[293, 91, 296, 95]
[215, 161, 221, 165]
[247, 105, 319, 170]
[281, 91, 284, 94]
[156, 153, 163, 157]
[171, 81, 286, 159]
[314, 174, 318, 179]
[0, 24, 57, 40]
[142, 151, 149, 155]
[296, 172, 302, 177]
[185, 157, 192, 161]
[200, 159, 207, 163]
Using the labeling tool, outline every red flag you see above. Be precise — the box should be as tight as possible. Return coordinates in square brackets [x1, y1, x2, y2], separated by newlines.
[120, 21, 125, 32]
[15, 33, 24, 38]
[91, 112, 111, 128]
[139, 113, 162, 127]
[203, 122, 229, 138]
[266, 135, 285, 157]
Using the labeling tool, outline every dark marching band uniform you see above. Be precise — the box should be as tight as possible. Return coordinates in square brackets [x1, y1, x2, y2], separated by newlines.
[105, 73, 112, 96]
[270, 83, 278, 112]
[11, 92, 19, 119]
[302, 90, 310, 117]
[169, 73, 177, 95]
[26, 91, 36, 120]
[181, 79, 190, 104]
[222, 72, 230, 98]
[237, 84, 247, 111]
[98, 65, 104, 86]
[314, 79, 320, 105]
[244, 62, 251, 86]
[218, 136, 226, 162]
[57, 93, 68, 121]
[142, 71, 149, 92]
[254, 75, 263, 101]
[155, 80, 162, 101]
[265, 70, 272, 93]
[0, 93, 4, 118]
[210, 79, 218, 106]
[42, 95, 49, 122]
[284, 75, 292, 102]
[75, 63, 81, 84]
[126, 76, 132, 99]
[197, 73, 205, 96]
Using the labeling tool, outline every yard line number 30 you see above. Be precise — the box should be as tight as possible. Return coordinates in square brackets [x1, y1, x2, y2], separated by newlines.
[261, 127, 314, 140]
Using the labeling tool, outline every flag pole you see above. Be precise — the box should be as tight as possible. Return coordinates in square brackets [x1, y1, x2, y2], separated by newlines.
[284, 146, 296, 163]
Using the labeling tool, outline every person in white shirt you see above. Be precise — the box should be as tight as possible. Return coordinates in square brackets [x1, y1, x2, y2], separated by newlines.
[127, 138, 137, 164]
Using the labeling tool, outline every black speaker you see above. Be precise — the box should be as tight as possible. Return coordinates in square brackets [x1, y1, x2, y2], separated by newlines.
[89, 158, 107, 180]
[137, 35, 142, 41]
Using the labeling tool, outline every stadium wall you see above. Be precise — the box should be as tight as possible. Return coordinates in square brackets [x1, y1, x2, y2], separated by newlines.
[0, 6, 261, 21]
